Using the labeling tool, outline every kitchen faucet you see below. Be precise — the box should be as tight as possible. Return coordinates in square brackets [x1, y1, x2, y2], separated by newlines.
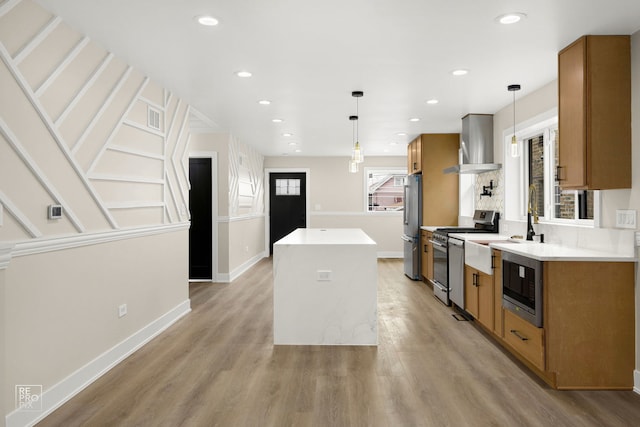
[526, 184, 538, 241]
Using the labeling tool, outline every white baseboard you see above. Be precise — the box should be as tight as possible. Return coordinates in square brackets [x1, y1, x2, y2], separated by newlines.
[377, 251, 402, 259]
[217, 252, 268, 283]
[634, 370, 640, 395]
[6, 300, 191, 427]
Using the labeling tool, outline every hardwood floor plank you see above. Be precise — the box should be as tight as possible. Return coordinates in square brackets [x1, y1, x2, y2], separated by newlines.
[37, 258, 640, 427]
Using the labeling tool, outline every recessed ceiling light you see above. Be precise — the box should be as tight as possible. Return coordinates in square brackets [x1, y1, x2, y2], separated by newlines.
[452, 69, 469, 76]
[383, 149, 389, 153]
[283, 133, 293, 137]
[258, 100, 271, 105]
[288, 142, 297, 146]
[426, 99, 439, 105]
[235, 70, 252, 78]
[196, 15, 219, 26]
[396, 132, 407, 136]
[272, 118, 283, 123]
[496, 13, 527, 25]
[389, 142, 398, 146]
[409, 118, 420, 122]
[295, 149, 301, 153]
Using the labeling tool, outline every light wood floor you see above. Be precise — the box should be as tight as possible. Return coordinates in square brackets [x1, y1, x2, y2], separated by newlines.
[39, 259, 640, 426]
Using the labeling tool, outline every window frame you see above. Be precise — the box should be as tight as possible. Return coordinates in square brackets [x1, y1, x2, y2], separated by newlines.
[508, 115, 599, 227]
[363, 167, 407, 214]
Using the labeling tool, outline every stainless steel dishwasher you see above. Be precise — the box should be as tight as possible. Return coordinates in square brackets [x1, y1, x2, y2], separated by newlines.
[447, 236, 465, 309]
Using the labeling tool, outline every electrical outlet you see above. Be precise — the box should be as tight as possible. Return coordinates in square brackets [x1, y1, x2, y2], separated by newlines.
[118, 304, 127, 318]
[317, 270, 332, 281]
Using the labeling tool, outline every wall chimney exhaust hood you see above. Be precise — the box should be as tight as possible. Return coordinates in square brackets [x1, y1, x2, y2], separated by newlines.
[443, 114, 502, 174]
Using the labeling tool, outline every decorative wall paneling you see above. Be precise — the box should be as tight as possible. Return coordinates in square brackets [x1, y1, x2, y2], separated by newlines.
[229, 136, 264, 217]
[0, 0, 191, 243]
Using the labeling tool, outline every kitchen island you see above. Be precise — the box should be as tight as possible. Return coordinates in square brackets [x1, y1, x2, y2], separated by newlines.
[273, 228, 378, 345]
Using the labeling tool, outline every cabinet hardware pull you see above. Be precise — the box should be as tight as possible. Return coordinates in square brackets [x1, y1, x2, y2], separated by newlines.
[555, 165, 565, 181]
[424, 244, 428, 253]
[491, 255, 495, 269]
[510, 329, 529, 341]
[473, 273, 478, 287]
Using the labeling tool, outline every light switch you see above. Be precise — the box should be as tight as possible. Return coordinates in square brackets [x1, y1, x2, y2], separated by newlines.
[616, 209, 636, 229]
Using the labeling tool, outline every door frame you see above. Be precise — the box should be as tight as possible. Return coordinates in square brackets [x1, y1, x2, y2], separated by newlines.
[264, 168, 311, 254]
[189, 151, 218, 282]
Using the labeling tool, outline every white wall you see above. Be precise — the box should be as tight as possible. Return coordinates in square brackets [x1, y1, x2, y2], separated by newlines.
[264, 156, 406, 256]
[0, 1, 191, 424]
[190, 133, 266, 280]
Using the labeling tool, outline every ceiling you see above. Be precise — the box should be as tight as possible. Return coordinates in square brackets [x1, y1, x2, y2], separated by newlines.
[35, 0, 640, 158]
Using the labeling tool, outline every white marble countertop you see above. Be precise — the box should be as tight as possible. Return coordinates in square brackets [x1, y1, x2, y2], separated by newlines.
[448, 233, 510, 241]
[274, 228, 377, 246]
[490, 240, 637, 262]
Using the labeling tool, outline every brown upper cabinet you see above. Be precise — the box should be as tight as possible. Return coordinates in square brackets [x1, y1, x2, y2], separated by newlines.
[407, 136, 422, 174]
[421, 134, 459, 225]
[558, 35, 631, 190]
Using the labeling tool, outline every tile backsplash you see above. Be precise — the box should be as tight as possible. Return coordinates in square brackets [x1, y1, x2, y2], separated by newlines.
[475, 170, 504, 214]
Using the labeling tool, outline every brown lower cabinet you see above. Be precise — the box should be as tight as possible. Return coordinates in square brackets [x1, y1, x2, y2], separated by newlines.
[470, 250, 635, 390]
[420, 230, 433, 282]
[464, 266, 493, 330]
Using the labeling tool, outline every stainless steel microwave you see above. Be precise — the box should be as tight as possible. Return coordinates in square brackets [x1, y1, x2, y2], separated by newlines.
[502, 251, 543, 327]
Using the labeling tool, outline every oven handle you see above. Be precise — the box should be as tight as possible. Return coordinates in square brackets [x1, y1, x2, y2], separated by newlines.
[401, 235, 414, 243]
[428, 239, 446, 248]
[433, 281, 449, 293]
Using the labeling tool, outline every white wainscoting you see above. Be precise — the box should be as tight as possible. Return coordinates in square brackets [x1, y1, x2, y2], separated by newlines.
[5, 300, 191, 427]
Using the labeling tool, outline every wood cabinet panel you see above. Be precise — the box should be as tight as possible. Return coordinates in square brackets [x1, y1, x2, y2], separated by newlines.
[544, 261, 635, 389]
[464, 266, 493, 330]
[407, 137, 422, 174]
[421, 134, 459, 225]
[491, 249, 503, 338]
[420, 230, 432, 281]
[504, 309, 545, 371]
[558, 35, 631, 189]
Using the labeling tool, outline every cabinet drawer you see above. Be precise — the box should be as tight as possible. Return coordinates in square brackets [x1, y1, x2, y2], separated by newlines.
[504, 310, 545, 371]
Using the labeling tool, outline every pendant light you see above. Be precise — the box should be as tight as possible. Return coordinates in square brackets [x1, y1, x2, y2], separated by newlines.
[508, 84, 521, 157]
[348, 115, 359, 173]
[352, 91, 364, 163]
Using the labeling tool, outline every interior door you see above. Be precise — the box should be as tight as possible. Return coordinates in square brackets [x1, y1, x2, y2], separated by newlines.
[189, 158, 212, 280]
[269, 172, 306, 254]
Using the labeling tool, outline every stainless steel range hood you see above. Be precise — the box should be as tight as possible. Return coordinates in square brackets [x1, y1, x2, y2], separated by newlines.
[443, 114, 502, 174]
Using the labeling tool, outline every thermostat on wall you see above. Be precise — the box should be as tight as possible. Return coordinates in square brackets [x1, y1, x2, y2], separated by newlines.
[48, 204, 63, 219]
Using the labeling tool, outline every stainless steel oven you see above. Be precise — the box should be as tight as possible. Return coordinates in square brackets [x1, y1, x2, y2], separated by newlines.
[430, 210, 499, 307]
[429, 235, 449, 304]
[502, 251, 543, 327]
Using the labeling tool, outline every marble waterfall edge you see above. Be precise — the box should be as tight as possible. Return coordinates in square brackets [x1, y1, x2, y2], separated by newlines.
[273, 229, 378, 345]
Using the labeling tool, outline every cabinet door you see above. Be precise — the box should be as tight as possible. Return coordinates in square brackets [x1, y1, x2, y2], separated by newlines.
[464, 266, 479, 318]
[414, 135, 422, 173]
[477, 271, 494, 330]
[420, 230, 429, 280]
[407, 140, 413, 173]
[558, 36, 587, 188]
[558, 35, 631, 190]
[426, 234, 434, 282]
[492, 250, 503, 338]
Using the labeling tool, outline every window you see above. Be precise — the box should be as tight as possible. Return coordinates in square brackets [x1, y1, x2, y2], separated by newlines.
[517, 118, 596, 224]
[365, 168, 407, 212]
[275, 178, 300, 196]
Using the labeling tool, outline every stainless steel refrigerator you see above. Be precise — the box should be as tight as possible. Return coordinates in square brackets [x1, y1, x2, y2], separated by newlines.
[402, 174, 422, 279]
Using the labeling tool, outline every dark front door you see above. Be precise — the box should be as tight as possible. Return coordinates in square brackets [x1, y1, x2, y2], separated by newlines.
[189, 158, 212, 280]
[269, 172, 306, 254]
